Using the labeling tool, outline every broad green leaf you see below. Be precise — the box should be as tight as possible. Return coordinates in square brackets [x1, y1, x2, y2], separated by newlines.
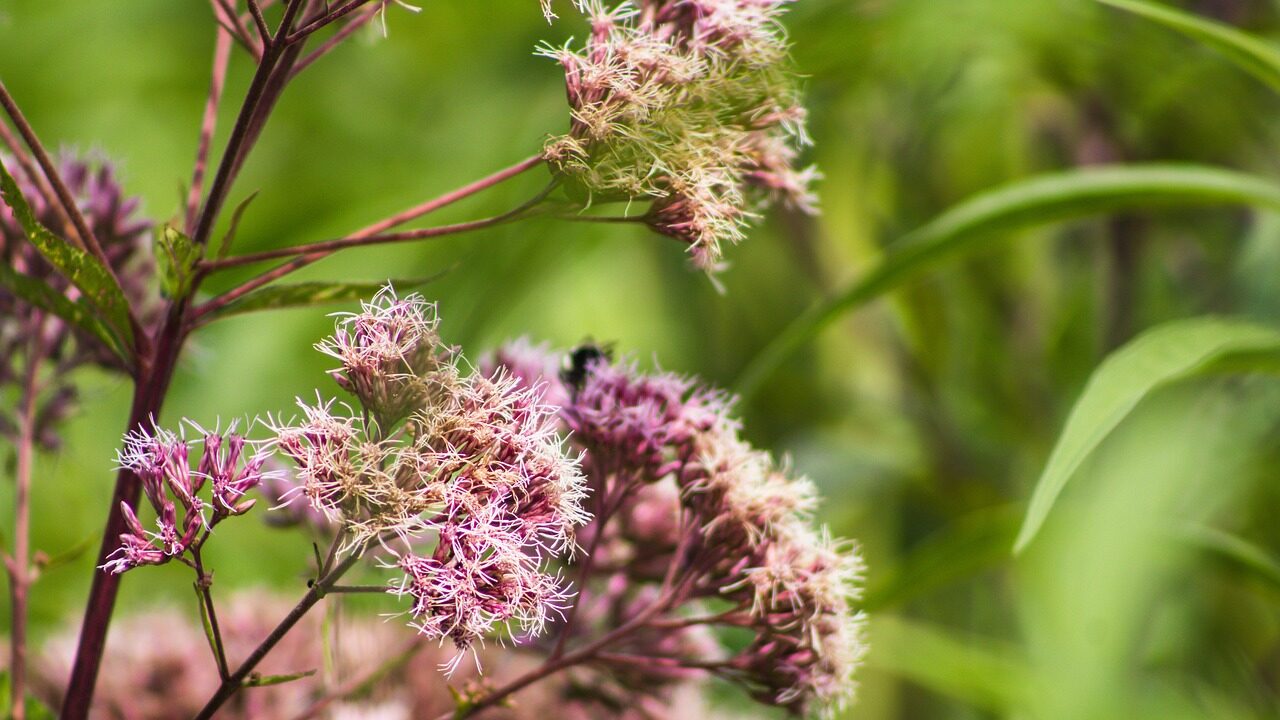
[869, 616, 1031, 713]
[0, 264, 129, 362]
[243, 669, 316, 687]
[1014, 318, 1280, 553]
[1097, 0, 1280, 92]
[155, 224, 202, 299]
[0, 161, 135, 349]
[735, 165, 1280, 400]
[1181, 524, 1280, 593]
[197, 276, 446, 325]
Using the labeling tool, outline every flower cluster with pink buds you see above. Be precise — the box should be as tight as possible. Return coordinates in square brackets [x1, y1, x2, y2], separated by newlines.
[104, 421, 274, 574]
[271, 286, 590, 667]
[539, 0, 817, 271]
[488, 338, 867, 717]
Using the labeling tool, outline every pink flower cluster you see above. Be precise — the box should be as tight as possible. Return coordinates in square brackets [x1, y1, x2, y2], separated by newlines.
[489, 339, 866, 716]
[104, 422, 273, 574]
[272, 287, 590, 668]
[539, 0, 816, 271]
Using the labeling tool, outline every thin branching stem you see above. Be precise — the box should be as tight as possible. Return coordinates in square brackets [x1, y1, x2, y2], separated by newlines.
[201, 168, 551, 272]
[210, 0, 262, 57]
[0, 79, 113, 271]
[190, 546, 232, 681]
[190, 0, 307, 249]
[289, 1, 388, 79]
[288, 0, 373, 41]
[5, 319, 47, 720]
[186, 27, 235, 234]
[246, 0, 272, 47]
[0, 120, 80, 248]
[193, 547, 364, 719]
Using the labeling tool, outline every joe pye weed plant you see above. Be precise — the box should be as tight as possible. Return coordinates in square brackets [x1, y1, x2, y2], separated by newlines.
[0, 0, 867, 718]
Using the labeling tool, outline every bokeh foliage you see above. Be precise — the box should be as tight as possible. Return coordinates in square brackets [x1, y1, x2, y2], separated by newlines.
[5, 0, 1280, 717]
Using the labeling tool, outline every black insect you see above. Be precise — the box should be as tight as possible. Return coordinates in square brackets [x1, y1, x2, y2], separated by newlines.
[562, 341, 614, 392]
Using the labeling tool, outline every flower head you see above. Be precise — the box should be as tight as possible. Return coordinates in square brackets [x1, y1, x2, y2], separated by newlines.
[540, 0, 815, 271]
[272, 290, 590, 667]
[104, 420, 272, 574]
[316, 285, 455, 428]
[561, 352, 866, 716]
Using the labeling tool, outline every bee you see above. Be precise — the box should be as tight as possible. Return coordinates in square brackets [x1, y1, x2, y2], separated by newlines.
[561, 341, 614, 392]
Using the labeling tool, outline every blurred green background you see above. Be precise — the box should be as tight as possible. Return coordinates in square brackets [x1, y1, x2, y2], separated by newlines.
[6, 0, 1280, 717]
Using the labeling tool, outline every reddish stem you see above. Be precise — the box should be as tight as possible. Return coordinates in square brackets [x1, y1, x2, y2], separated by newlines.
[186, 28, 234, 234]
[201, 155, 546, 272]
[60, 305, 190, 719]
[190, 0, 307, 248]
[6, 318, 47, 720]
[288, 0, 373, 41]
[289, 1, 388, 79]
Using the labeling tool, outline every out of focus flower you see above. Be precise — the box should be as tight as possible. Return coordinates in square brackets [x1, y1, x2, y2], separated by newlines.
[563, 355, 734, 482]
[539, 0, 816, 271]
[0, 153, 153, 450]
[535, 347, 865, 717]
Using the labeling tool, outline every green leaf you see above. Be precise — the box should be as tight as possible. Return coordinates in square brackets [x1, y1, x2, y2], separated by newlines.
[1096, 0, 1280, 92]
[0, 160, 135, 350]
[1181, 524, 1280, 593]
[1014, 318, 1280, 554]
[197, 275, 447, 325]
[213, 191, 258, 261]
[734, 164, 1280, 400]
[869, 616, 1031, 713]
[243, 669, 316, 687]
[0, 264, 126, 360]
[154, 224, 202, 299]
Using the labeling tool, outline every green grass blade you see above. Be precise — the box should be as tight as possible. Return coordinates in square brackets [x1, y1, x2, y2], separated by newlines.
[1013, 317, 1280, 554]
[1097, 0, 1280, 92]
[735, 165, 1280, 400]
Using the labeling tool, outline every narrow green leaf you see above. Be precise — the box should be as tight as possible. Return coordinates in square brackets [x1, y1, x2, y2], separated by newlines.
[0, 161, 134, 349]
[1181, 524, 1280, 593]
[213, 191, 258, 261]
[199, 275, 447, 324]
[154, 224, 202, 299]
[193, 582, 227, 673]
[243, 669, 316, 687]
[1097, 0, 1280, 92]
[0, 264, 127, 361]
[735, 164, 1280, 400]
[1014, 318, 1280, 554]
[869, 616, 1031, 713]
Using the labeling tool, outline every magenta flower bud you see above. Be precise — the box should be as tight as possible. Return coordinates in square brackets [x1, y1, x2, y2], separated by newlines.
[104, 420, 267, 574]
